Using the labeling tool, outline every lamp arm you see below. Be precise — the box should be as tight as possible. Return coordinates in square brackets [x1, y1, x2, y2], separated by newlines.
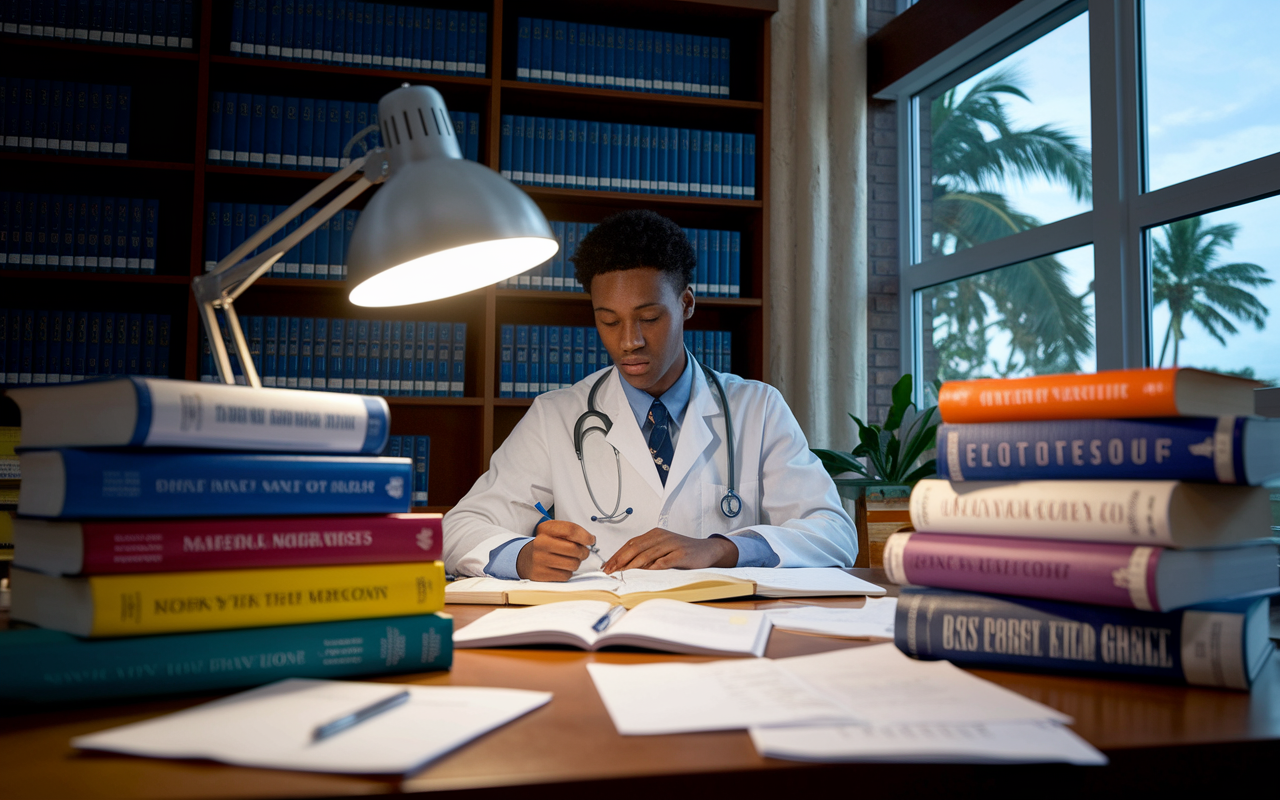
[193, 153, 389, 386]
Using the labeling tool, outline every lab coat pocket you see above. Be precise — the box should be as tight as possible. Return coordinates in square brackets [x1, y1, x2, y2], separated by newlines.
[700, 479, 760, 533]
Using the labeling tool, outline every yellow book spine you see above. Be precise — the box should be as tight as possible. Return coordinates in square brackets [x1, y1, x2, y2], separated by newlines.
[87, 562, 445, 636]
[0, 427, 19, 457]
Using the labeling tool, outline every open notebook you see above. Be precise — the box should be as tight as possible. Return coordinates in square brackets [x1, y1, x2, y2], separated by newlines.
[446, 567, 886, 608]
[453, 598, 772, 656]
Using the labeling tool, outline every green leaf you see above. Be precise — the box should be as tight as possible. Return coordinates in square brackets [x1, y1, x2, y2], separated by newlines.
[811, 449, 868, 478]
[901, 460, 939, 487]
[884, 374, 915, 431]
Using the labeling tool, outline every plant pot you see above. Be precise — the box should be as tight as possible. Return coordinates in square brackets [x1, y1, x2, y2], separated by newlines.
[833, 480, 914, 570]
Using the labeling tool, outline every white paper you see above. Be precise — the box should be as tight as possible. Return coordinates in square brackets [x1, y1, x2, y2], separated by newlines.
[587, 659, 854, 735]
[765, 598, 898, 639]
[446, 568, 753, 601]
[776, 644, 1070, 726]
[750, 720, 1107, 765]
[72, 679, 551, 775]
[697, 567, 888, 597]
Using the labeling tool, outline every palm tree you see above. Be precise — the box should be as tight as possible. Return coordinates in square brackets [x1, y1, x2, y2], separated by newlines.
[1152, 217, 1272, 367]
[925, 68, 1094, 379]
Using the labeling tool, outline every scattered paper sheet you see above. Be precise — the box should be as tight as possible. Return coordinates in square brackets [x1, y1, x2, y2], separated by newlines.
[750, 720, 1106, 765]
[765, 598, 898, 638]
[586, 659, 855, 735]
[776, 644, 1070, 726]
[72, 679, 551, 775]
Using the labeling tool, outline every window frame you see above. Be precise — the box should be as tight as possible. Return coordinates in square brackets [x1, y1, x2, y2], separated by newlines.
[879, 0, 1280, 399]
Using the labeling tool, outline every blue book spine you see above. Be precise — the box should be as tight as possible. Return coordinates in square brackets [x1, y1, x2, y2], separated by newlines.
[745, 134, 755, 198]
[466, 112, 479, 163]
[729, 230, 741, 296]
[96, 311, 114, 379]
[421, 321, 436, 395]
[267, 0, 282, 57]
[717, 230, 730, 296]
[324, 98, 341, 169]
[413, 434, 430, 505]
[699, 130, 712, 197]
[217, 90, 235, 165]
[500, 114, 513, 179]
[709, 228, 722, 296]
[156, 314, 170, 376]
[252, 0, 268, 55]
[584, 121, 598, 190]
[540, 17, 553, 83]
[309, 315, 326, 389]
[299, 0, 314, 60]
[720, 37, 730, 96]
[677, 128, 690, 194]
[514, 324, 529, 398]
[377, 319, 392, 393]
[282, 96, 299, 168]
[711, 131, 723, 197]
[207, 91, 224, 163]
[324, 317, 342, 391]
[356, 318, 375, 393]
[434, 322, 451, 397]
[29, 450, 414, 518]
[262, 315, 278, 387]
[126, 196, 143, 273]
[398, 320, 415, 396]
[530, 324, 544, 394]
[565, 120, 580, 188]
[235, 93, 252, 164]
[466, 10, 478, 74]
[283, 315, 300, 388]
[339, 100, 354, 167]
[545, 324, 560, 390]
[445, 9, 459, 73]
[553, 118, 566, 187]
[387, 320, 402, 395]
[280, 0, 294, 58]
[368, 319, 384, 394]
[552, 19, 566, 84]
[731, 132, 743, 198]
[265, 95, 283, 167]
[450, 322, 465, 397]
[298, 97, 315, 168]
[516, 16, 531, 79]
[111, 312, 128, 376]
[392, 4, 405, 69]
[113, 196, 129, 273]
[584, 328, 598, 375]
[298, 316, 314, 389]
[245, 314, 262, 380]
[431, 8, 445, 70]
[532, 116, 546, 185]
[31, 309, 49, 384]
[499, 324, 514, 397]
[550, 220, 565, 290]
[695, 229, 709, 294]
[609, 123, 623, 191]
[337, 316, 353, 390]
[572, 326, 585, 383]
[896, 587, 1268, 689]
[0, 614, 452, 705]
[99, 84, 115, 159]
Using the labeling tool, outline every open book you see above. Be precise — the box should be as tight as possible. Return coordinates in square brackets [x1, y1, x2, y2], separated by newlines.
[453, 598, 772, 656]
[445, 567, 886, 608]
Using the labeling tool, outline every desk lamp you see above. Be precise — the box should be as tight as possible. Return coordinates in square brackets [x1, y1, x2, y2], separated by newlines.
[193, 84, 558, 387]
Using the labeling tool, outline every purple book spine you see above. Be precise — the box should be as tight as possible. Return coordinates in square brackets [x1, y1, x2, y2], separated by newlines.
[884, 531, 1162, 610]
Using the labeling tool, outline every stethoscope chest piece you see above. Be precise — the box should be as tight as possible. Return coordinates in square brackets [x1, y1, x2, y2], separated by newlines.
[720, 489, 742, 519]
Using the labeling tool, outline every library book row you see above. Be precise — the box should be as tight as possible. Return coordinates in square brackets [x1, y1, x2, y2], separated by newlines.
[500, 222, 744, 299]
[517, 18, 731, 99]
[500, 117, 756, 200]
[207, 93, 480, 170]
[0, 0, 195, 49]
[203, 316, 467, 398]
[205, 203, 357, 280]
[230, 1, 488, 77]
[3, 193, 159, 274]
[383, 434, 431, 505]
[1, 79, 132, 158]
[1, 308, 172, 386]
[499, 325, 734, 399]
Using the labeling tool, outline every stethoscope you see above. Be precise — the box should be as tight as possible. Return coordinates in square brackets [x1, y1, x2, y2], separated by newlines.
[572, 356, 741, 522]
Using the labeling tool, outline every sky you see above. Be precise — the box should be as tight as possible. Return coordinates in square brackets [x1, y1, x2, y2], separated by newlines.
[925, 2, 1280, 383]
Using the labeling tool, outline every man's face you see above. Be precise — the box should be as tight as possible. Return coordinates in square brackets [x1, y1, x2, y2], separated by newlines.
[591, 267, 694, 397]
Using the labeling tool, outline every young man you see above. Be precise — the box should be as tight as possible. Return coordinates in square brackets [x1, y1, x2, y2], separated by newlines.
[443, 210, 857, 580]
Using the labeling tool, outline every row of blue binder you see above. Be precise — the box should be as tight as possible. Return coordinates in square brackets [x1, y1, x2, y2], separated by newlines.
[207, 92, 479, 169]
[0, 0, 195, 49]
[517, 18, 730, 99]
[204, 203, 357, 281]
[230, 1, 487, 76]
[500, 116, 755, 199]
[383, 435, 431, 506]
[1, 78, 132, 158]
[1, 308, 171, 386]
[499, 221, 743, 299]
[203, 316, 468, 399]
[2, 192, 159, 274]
[500, 325, 734, 399]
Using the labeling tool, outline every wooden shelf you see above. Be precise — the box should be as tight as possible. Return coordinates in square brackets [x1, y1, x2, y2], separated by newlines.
[0, 270, 190, 284]
[387, 397, 485, 407]
[0, 35, 199, 61]
[494, 398, 536, 407]
[0, 153, 194, 170]
[209, 54, 491, 88]
[203, 164, 354, 180]
[518, 185, 762, 208]
[499, 80, 764, 110]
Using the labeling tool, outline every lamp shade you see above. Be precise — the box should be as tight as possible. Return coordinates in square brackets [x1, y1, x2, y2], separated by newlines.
[347, 85, 559, 307]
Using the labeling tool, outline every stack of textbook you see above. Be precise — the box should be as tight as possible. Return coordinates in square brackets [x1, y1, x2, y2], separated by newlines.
[887, 367, 1279, 689]
[0, 378, 451, 706]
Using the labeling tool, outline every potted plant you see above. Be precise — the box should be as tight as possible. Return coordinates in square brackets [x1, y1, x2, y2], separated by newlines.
[811, 373, 938, 567]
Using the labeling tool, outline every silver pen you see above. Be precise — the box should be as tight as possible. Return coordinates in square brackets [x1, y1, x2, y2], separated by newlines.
[311, 689, 410, 742]
[592, 605, 627, 633]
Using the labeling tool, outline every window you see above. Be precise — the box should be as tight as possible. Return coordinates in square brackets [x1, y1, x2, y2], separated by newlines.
[885, 0, 1280, 393]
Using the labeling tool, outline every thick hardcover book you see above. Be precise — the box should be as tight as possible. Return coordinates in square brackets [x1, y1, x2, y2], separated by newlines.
[938, 368, 1263, 423]
[0, 613, 453, 706]
[894, 587, 1274, 690]
[7, 376, 390, 452]
[18, 450, 414, 519]
[10, 560, 445, 637]
[908, 478, 1273, 548]
[937, 417, 1280, 485]
[14, 512, 442, 575]
[883, 531, 1278, 612]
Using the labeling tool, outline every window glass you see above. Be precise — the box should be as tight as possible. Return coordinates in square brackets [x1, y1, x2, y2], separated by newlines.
[919, 246, 1095, 403]
[1144, 0, 1280, 191]
[1148, 196, 1279, 384]
[919, 11, 1091, 261]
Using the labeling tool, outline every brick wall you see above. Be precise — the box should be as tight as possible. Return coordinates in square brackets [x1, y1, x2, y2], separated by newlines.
[866, 0, 901, 423]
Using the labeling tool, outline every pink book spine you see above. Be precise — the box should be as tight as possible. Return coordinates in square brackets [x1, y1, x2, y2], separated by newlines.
[78, 514, 443, 573]
[883, 532, 1163, 610]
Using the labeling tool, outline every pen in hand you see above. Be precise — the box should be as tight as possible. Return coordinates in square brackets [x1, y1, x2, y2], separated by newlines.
[311, 689, 410, 742]
[535, 501, 605, 566]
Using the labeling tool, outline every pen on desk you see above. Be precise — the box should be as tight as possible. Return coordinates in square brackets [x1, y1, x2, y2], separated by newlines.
[592, 604, 627, 633]
[535, 500, 605, 564]
[311, 689, 410, 742]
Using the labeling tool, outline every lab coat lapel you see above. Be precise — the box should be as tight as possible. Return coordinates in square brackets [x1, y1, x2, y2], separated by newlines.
[601, 369, 667, 500]
[663, 365, 716, 498]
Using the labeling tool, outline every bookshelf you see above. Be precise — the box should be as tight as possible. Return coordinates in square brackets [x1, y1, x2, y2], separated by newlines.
[0, 0, 776, 510]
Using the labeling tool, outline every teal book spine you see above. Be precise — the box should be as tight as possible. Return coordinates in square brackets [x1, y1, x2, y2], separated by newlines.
[0, 613, 452, 705]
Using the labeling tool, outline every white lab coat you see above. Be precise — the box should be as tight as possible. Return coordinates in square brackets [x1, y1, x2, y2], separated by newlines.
[443, 365, 859, 577]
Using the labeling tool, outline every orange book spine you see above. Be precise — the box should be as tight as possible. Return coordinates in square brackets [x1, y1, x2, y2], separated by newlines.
[938, 368, 1181, 423]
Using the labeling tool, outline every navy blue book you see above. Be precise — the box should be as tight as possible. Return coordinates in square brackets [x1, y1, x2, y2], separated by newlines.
[249, 93, 266, 166]
[325, 98, 340, 169]
[234, 93, 252, 164]
[113, 84, 129, 158]
[254, 0, 268, 54]
[936, 417, 1280, 485]
[0, 613, 451, 705]
[895, 587, 1275, 690]
[207, 91, 224, 162]
[265, 94, 283, 167]
[267, 0, 282, 57]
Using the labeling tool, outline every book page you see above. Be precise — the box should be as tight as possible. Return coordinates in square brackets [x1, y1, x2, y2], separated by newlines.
[697, 567, 887, 597]
[765, 598, 898, 639]
[603, 598, 769, 656]
[452, 600, 613, 648]
[776, 644, 1070, 725]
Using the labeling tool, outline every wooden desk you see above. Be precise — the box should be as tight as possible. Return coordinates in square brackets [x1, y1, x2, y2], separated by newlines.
[3, 570, 1278, 798]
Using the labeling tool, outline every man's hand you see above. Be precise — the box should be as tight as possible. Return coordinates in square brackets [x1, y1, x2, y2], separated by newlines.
[602, 529, 738, 573]
[516, 520, 597, 582]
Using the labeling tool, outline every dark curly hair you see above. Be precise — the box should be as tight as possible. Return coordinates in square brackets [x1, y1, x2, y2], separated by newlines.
[571, 210, 696, 292]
